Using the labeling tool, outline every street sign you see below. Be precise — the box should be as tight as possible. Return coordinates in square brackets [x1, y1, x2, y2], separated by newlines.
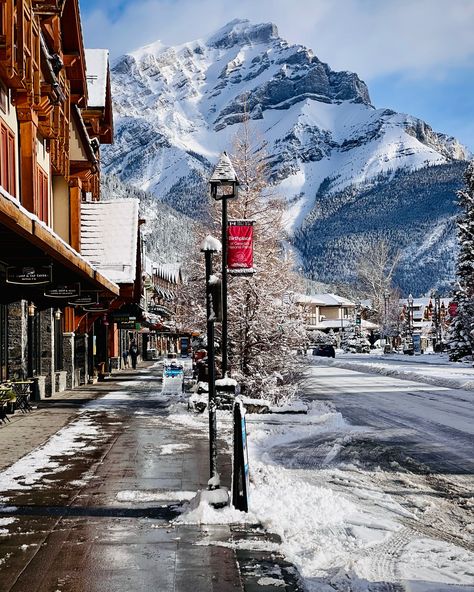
[6, 265, 52, 285]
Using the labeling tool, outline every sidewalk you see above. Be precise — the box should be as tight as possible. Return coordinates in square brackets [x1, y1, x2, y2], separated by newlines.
[0, 361, 303, 592]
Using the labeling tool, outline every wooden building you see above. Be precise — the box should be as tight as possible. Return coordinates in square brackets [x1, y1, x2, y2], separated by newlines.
[0, 1, 137, 395]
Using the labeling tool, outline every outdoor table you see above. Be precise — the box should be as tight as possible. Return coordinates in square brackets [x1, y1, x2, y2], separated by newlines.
[10, 381, 33, 412]
[0, 386, 13, 422]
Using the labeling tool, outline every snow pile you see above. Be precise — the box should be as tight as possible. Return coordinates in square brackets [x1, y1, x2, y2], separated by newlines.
[242, 392, 474, 589]
[0, 517, 16, 536]
[159, 443, 190, 455]
[175, 487, 251, 525]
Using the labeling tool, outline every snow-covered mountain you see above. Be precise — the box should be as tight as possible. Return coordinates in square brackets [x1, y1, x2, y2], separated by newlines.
[103, 19, 469, 294]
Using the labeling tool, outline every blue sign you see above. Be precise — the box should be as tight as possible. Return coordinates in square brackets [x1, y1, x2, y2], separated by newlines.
[233, 402, 250, 512]
[413, 334, 422, 353]
[241, 417, 250, 503]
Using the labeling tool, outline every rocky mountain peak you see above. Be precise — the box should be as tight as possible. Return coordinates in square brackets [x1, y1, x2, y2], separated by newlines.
[206, 19, 279, 49]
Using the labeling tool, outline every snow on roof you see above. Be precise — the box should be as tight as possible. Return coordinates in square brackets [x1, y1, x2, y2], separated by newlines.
[300, 293, 355, 307]
[313, 293, 355, 306]
[85, 49, 109, 108]
[400, 296, 451, 307]
[80, 199, 139, 284]
[153, 263, 182, 284]
[313, 319, 353, 329]
[295, 294, 328, 306]
[144, 255, 154, 277]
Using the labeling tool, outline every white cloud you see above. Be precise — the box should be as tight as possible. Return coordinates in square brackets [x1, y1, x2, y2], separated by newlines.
[82, 0, 474, 79]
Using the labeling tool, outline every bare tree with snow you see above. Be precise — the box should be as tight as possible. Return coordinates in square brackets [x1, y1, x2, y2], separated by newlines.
[355, 238, 401, 323]
[223, 120, 306, 402]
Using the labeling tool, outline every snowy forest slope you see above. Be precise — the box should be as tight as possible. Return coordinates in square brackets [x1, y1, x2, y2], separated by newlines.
[295, 162, 466, 295]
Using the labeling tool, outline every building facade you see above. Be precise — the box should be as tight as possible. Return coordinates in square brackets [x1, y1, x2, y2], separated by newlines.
[0, 1, 141, 396]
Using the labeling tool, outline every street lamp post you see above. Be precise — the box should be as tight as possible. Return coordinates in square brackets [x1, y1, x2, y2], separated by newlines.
[384, 289, 390, 345]
[201, 236, 221, 485]
[209, 152, 239, 378]
[407, 293, 414, 342]
[433, 293, 442, 351]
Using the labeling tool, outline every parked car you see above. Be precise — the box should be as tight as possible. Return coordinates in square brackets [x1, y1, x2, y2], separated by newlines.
[312, 345, 336, 358]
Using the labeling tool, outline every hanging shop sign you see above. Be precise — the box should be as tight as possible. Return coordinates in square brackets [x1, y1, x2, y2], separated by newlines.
[6, 265, 52, 285]
[227, 220, 254, 275]
[68, 295, 94, 306]
[82, 302, 109, 313]
[44, 284, 80, 299]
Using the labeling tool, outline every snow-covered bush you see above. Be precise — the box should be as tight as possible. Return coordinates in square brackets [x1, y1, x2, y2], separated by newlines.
[341, 329, 371, 353]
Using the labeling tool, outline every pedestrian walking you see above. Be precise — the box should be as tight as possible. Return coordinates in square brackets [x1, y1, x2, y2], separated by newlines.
[130, 341, 138, 370]
[122, 349, 129, 368]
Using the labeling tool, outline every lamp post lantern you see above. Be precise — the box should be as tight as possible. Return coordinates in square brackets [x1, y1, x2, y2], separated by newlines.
[209, 152, 239, 378]
[201, 235, 222, 485]
[27, 302, 36, 378]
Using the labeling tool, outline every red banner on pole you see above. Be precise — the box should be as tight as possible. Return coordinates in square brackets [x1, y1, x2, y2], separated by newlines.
[448, 302, 458, 318]
[227, 220, 254, 274]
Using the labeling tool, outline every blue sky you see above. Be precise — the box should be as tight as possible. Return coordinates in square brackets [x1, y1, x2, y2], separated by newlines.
[79, 0, 474, 151]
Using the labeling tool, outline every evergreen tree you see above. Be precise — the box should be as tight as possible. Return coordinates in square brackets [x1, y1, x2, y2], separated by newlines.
[448, 161, 474, 361]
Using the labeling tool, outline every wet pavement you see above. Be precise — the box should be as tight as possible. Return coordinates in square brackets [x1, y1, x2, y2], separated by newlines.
[0, 362, 302, 592]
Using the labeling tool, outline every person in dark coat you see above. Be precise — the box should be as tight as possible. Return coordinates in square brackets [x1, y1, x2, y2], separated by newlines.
[129, 341, 138, 369]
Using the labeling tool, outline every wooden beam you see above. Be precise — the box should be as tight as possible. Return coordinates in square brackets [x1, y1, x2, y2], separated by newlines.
[63, 53, 79, 67]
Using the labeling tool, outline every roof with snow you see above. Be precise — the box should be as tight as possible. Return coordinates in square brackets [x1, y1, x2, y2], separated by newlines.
[85, 49, 109, 108]
[296, 294, 328, 306]
[209, 152, 239, 184]
[80, 199, 139, 284]
[300, 293, 355, 307]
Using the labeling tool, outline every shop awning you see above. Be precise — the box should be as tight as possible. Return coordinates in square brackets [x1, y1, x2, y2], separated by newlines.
[0, 188, 119, 305]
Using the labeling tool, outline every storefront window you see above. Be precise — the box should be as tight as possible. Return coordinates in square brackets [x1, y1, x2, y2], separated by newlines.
[0, 118, 16, 197]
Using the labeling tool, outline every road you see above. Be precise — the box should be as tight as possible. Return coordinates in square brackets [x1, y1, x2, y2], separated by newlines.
[303, 362, 474, 475]
[250, 359, 474, 590]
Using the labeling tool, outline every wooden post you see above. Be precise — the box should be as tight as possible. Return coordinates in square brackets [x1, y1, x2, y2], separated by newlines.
[69, 177, 82, 251]
[17, 108, 38, 213]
